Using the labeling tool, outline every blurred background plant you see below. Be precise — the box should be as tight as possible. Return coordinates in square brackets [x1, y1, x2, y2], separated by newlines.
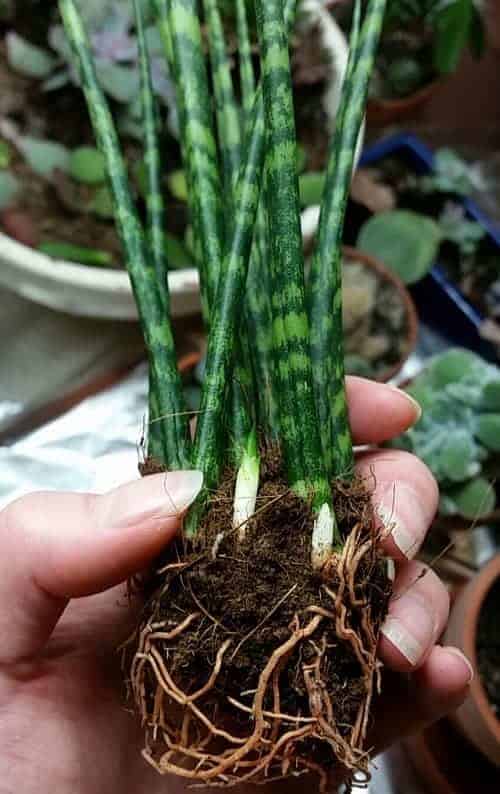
[368, 0, 486, 101]
[5, 0, 178, 137]
[390, 348, 500, 519]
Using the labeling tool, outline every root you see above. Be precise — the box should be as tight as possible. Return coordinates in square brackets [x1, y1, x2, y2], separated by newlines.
[129, 523, 386, 791]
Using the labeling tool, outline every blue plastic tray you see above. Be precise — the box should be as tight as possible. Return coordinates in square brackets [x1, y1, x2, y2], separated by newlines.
[359, 133, 500, 361]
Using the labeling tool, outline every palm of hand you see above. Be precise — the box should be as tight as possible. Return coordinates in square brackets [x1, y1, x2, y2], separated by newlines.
[0, 381, 472, 794]
[0, 590, 172, 794]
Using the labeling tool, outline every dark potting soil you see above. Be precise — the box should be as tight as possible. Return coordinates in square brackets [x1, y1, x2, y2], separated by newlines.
[131, 447, 391, 785]
[477, 577, 500, 720]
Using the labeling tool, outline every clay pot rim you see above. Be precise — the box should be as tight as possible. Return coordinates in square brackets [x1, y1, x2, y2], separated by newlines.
[460, 554, 500, 744]
[368, 78, 441, 111]
[178, 350, 202, 375]
[342, 245, 419, 383]
[368, 77, 443, 108]
[366, 78, 442, 125]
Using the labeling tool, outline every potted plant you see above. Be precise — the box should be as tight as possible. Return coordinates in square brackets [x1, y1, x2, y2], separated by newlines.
[58, 0, 391, 789]
[353, 145, 500, 357]
[403, 554, 500, 793]
[389, 348, 500, 523]
[0, 0, 357, 320]
[302, 197, 418, 381]
[182, 244, 419, 388]
[342, 246, 418, 380]
[363, 0, 486, 124]
[444, 553, 500, 766]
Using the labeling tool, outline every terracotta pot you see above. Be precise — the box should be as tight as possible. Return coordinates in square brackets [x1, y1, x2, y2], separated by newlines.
[443, 554, 500, 767]
[486, 0, 500, 50]
[367, 79, 441, 126]
[404, 716, 500, 794]
[342, 245, 419, 383]
[178, 350, 202, 375]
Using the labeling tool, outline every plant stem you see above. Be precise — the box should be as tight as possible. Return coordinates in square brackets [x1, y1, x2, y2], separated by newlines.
[240, 0, 291, 438]
[203, 0, 242, 196]
[186, 106, 267, 536]
[235, 0, 256, 128]
[233, 428, 260, 538]
[135, 0, 169, 303]
[307, 0, 361, 479]
[59, 0, 189, 469]
[134, 0, 171, 460]
[161, 0, 225, 314]
[309, 0, 387, 480]
[255, 0, 332, 515]
[203, 0, 254, 457]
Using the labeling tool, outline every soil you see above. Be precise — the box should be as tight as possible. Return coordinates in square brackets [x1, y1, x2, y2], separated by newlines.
[0, 13, 333, 267]
[477, 577, 500, 720]
[343, 256, 412, 379]
[0, 40, 125, 264]
[127, 447, 391, 790]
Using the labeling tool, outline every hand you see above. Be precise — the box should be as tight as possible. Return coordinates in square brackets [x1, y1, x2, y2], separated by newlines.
[0, 379, 472, 794]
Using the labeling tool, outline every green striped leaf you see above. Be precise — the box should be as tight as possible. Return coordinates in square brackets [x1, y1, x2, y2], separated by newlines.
[59, 0, 190, 469]
[309, 0, 387, 478]
[160, 0, 225, 315]
[255, 0, 330, 511]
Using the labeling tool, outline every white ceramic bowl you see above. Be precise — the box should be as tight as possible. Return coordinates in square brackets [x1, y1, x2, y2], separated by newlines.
[0, 232, 200, 319]
[0, 0, 358, 321]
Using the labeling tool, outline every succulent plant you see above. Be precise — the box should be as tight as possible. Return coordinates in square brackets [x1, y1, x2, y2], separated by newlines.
[5, 1, 178, 137]
[391, 348, 500, 519]
[438, 202, 486, 257]
[356, 209, 442, 284]
[419, 148, 486, 197]
[385, 55, 426, 97]
[385, 0, 485, 75]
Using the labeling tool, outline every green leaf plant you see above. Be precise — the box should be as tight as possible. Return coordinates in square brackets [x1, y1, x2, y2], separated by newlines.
[385, 0, 485, 76]
[59, 0, 390, 789]
[357, 209, 442, 284]
[391, 348, 500, 520]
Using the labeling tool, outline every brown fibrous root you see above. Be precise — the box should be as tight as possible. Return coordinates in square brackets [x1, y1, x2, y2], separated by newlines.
[125, 457, 391, 792]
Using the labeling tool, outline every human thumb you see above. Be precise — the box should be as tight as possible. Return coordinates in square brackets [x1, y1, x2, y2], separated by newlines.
[0, 470, 203, 663]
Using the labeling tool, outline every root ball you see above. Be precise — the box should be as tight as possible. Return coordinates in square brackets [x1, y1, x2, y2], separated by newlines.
[126, 455, 391, 791]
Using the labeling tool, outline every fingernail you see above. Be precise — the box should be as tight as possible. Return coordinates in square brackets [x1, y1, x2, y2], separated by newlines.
[445, 647, 475, 684]
[378, 483, 428, 559]
[381, 594, 435, 666]
[161, 470, 204, 514]
[109, 470, 204, 530]
[387, 385, 422, 425]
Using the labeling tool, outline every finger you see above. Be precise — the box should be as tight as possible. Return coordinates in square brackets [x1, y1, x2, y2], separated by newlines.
[0, 470, 203, 665]
[370, 645, 473, 754]
[346, 377, 421, 445]
[379, 561, 450, 672]
[357, 449, 439, 561]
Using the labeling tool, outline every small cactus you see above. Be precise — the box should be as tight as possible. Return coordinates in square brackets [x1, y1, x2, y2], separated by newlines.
[391, 349, 500, 519]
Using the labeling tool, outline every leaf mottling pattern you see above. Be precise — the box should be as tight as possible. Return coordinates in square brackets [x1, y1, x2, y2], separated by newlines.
[59, 0, 189, 469]
[309, 0, 387, 477]
[255, 0, 330, 510]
